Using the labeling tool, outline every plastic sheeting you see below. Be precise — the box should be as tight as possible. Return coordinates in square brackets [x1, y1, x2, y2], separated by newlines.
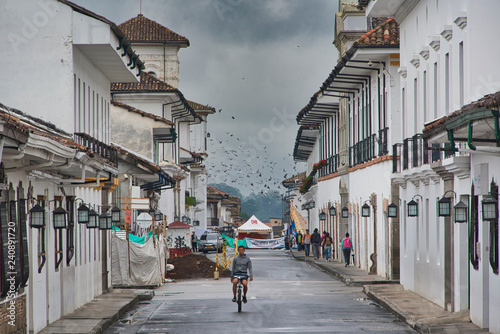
[111, 233, 166, 287]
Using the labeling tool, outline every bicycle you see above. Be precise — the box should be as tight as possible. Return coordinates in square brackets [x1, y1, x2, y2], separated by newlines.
[233, 274, 248, 312]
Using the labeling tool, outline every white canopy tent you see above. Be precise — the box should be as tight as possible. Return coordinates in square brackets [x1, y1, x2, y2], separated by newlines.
[237, 215, 273, 239]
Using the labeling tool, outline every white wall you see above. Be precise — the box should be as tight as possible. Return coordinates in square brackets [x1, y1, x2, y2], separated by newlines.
[394, 1, 500, 329]
[0, 0, 74, 133]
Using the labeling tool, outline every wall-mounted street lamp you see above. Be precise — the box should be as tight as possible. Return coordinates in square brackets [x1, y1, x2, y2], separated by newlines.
[174, 214, 179, 221]
[99, 211, 112, 230]
[181, 215, 188, 223]
[454, 200, 469, 223]
[388, 202, 398, 218]
[407, 194, 423, 217]
[77, 202, 90, 224]
[29, 203, 46, 228]
[87, 208, 99, 228]
[361, 201, 371, 218]
[52, 205, 68, 229]
[193, 220, 200, 226]
[437, 190, 457, 217]
[329, 205, 336, 216]
[482, 194, 498, 221]
[111, 205, 121, 223]
[341, 206, 349, 218]
[319, 211, 326, 221]
[155, 210, 163, 222]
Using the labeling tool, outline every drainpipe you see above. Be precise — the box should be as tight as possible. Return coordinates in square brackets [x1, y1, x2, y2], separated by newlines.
[5, 153, 55, 172]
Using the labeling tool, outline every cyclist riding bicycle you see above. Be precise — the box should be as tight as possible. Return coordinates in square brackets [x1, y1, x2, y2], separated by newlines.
[231, 245, 253, 303]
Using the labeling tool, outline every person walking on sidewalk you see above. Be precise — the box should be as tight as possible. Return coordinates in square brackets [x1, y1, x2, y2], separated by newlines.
[321, 230, 327, 259]
[311, 228, 321, 260]
[341, 233, 353, 266]
[297, 232, 303, 251]
[303, 230, 311, 258]
[321, 232, 333, 261]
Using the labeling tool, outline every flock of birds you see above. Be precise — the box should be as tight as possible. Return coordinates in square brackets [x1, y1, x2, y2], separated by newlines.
[205, 111, 302, 196]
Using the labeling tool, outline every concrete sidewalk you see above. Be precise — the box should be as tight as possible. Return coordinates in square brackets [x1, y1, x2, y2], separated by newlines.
[291, 248, 489, 334]
[39, 289, 153, 334]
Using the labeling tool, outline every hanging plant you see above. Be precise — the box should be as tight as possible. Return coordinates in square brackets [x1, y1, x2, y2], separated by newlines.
[299, 175, 314, 194]
[312, 159, 328, 171]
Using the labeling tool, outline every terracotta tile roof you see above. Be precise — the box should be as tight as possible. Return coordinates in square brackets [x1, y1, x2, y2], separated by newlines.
[222, 196, 241, 206]
[356, 17, 399, 47]
[423, 91, 500, 136]
[111, 100, 174, 126]
[187, 101, 216, 113]
[111, 72, 177, 93]
[119, 14, 189, 46]
[207, 185, 229, 199]
[168, 221, 192, 229]
[0, 103, 85, 151]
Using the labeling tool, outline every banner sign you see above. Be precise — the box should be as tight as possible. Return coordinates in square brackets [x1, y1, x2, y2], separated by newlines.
[246, 237, 285, 249]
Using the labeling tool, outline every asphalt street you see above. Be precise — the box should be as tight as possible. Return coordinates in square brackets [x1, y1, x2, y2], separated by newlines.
[104, 249, 416, 333]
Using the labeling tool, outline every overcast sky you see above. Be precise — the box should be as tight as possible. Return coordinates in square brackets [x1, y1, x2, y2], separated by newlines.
[73, 0, 339, 196]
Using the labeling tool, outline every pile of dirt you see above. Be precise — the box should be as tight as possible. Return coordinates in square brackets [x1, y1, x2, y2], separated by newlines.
[167, 253, 231, 280]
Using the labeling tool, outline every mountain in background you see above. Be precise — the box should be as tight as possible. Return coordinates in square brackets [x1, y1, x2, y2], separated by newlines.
[210, 183, 283, 222]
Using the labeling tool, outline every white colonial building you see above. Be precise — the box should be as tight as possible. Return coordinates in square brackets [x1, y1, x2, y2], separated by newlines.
[0, 0, 143, 332]
[292, 3, 401, 279]
[112, 15, 214, 230]
[367, 0, 500, 332]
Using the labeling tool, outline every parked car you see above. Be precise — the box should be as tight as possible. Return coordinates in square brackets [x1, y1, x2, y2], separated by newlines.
[199, 232, 223, 253]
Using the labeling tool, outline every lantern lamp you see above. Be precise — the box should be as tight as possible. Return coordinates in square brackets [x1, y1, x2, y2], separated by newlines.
[155, 210, 163, 222]
[388, 203, 398, 218]
[454, 200, 468, 223]
[437, 196, 452, 217]
[77, 203, 89, 224]
[87, 209, 98, 228]
[341, 206, 349, 218]
[361, 203, 370, 217]
[111, 206, 121, 223]
[319, 211, 326, 221]
[29, 204, 45, 228]
[181, 215, 188, 223]
[329, 206, 336, 216]
[52, 206, 68, 229]
[407, 199, 418, 217]
[482, 195, 497, 221]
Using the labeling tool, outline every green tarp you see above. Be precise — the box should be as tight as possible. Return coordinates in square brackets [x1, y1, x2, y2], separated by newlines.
[221, 234, 247, 248]
[112, 226, 153, 245]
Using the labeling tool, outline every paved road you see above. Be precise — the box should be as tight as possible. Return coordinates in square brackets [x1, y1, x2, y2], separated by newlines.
[104, 249, 416, 333]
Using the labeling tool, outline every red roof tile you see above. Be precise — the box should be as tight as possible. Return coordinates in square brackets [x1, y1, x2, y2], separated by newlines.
[356, 17, 399, 47]
[423, 91, 500, 136]
[168, 221, 192, 229]
[111, 72, 177, 93]
[207, 185, 229, 198]
[119, 14, 189, 46]
[187, 101, 216, 113]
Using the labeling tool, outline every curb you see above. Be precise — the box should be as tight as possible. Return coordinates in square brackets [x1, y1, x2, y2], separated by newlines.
[289, 249, 398, 286]
[90, 290, 154, 334]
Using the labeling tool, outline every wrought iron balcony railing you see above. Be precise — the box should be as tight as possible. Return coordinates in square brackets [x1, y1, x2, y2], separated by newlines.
[74, 133, 118, 166]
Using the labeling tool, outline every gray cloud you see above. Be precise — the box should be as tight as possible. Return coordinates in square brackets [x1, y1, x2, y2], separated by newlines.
[72, 0, 339, 195]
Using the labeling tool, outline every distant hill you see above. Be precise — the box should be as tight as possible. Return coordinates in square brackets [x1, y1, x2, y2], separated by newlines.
[209, 183, 282, 222]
